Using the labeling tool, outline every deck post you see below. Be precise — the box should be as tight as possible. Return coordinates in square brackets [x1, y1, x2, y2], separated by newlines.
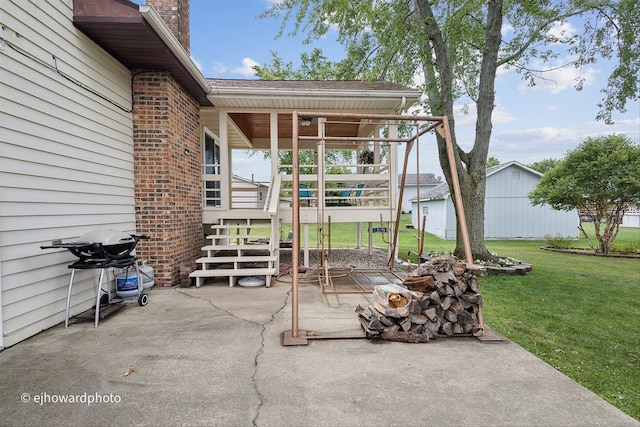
[283, 110, 308, 345]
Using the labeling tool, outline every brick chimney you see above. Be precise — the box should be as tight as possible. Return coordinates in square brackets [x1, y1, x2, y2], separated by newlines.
[146, 0, 190, 53]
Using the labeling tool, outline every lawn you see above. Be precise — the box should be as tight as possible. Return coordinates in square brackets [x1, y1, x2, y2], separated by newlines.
[283, 216, 640, 420]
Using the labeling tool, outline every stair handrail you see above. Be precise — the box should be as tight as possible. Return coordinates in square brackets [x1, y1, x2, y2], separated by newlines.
[263, 174, 282, 216]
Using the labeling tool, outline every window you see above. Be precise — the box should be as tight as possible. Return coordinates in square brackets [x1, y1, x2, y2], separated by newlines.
[422, 206, 428, 215]
[204, 131, 221, 207]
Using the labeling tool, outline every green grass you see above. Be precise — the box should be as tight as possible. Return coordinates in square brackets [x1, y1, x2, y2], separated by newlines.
[480, 239, 639, 420]
[282, 216, 640, 420]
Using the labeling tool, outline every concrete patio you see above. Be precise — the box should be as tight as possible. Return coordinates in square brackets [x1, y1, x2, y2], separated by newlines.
[0, 278, 637, 427]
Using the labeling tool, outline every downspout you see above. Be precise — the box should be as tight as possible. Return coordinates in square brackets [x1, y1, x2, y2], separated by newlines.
[397, 96, 407, 114]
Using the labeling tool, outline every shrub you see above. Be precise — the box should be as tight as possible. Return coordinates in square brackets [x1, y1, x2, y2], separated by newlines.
[610, 242, 640, 254]
[544, 234, 574, 249]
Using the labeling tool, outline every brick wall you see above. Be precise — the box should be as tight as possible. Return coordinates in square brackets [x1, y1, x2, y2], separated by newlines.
[146, 0, 190, 53]
[133, 71, 202, 284]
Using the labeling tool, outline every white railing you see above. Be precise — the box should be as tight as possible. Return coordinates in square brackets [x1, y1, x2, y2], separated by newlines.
[264, 174, 282, 215]
[202, 161, 392, 210]
[279, 170, 391, 208]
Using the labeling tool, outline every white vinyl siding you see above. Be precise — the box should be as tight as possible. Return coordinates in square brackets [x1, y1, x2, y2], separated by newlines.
[1, 1, 135, 347]
[484, 166, 577, 239]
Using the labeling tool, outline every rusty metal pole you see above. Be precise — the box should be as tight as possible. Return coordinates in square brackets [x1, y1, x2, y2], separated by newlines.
[390, 129, 415, 269]
[283, 111, 308, 345]
[440, 116, 473, 263]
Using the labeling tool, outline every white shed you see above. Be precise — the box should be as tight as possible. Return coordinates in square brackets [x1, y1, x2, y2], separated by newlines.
[410, 161, 579, 240]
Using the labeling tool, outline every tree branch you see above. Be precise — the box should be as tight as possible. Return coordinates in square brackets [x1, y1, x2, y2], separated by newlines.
[497, 8, 590, 67]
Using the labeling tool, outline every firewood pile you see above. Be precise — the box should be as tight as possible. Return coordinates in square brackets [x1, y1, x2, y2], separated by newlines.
[356, 255, 486, 342]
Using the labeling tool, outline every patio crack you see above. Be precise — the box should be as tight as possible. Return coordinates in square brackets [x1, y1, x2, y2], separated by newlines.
[175, 288, 291, 427]
[251, 288, 291, 427]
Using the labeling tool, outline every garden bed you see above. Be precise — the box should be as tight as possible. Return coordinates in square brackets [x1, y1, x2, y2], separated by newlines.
[540, 247, 640, 258]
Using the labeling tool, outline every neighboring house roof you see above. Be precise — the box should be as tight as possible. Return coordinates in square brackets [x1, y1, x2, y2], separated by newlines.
[232, 174, 268, 188]
[73, 0, 212, 106]
[413, 182, 451, 201]
[399, 173, 440, 186]
[413, 161, 541, 201]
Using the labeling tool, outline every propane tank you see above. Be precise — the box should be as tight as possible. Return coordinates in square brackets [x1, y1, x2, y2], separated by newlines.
[115, 260, 154, 298]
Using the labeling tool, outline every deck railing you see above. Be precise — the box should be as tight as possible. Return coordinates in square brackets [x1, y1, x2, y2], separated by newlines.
[202, 161, 393, 210]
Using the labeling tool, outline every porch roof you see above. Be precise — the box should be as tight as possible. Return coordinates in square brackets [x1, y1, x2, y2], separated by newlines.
[205, 79, 422, 150]
[207, 79, 420, 109]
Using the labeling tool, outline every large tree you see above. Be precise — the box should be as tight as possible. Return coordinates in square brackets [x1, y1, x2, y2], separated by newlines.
[529, 135, 640, 254]
[260, 0, 639, 260]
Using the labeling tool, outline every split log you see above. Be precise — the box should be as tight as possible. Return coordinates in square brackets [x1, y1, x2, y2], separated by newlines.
[441, 322, 454, 336]
[403, 275, 435, 293]
[469, 276, 479, 292]
[423, 307, 438, 321]
[429, 291, 441, 305]
[381, 329, 431, 343]
[444, 310, 457, 323]
[452, 262, 467, 276]
[398, 317, 412, 332]
[409, 312, 428, 325]
[440, 296, 452, 311]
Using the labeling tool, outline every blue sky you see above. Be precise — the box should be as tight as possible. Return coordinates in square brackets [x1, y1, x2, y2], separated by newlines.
[186, 0, 639, 181]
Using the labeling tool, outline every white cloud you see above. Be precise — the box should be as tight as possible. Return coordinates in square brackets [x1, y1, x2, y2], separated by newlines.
[490, 127, 583, 164]
[547, 21, 577, 44]
[610, 117, 640, 127]
[501, 23, 514, 37]
[452, 100, 517, 127]
[211, 61, 229, 75]
[231, 57, 259, 77]
[517, 59, 598, 94]
[208, 57, 259, 77]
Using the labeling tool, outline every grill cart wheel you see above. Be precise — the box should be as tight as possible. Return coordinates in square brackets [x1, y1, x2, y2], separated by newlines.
[138, 293, 149, 306]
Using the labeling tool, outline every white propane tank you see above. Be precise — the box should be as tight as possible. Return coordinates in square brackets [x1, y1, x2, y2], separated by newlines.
[115, 261, 154, 298]
[138, 260, 154, 289]
[116, 268, 139, 298]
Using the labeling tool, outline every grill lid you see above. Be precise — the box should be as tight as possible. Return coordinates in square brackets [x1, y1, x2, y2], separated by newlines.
[41, 229, 146, 263]
[77, 229, 136, 246]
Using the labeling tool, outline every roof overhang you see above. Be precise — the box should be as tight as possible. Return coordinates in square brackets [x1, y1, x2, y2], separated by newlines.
[207, 80, 420, 111]
[73, 0, 212, 106]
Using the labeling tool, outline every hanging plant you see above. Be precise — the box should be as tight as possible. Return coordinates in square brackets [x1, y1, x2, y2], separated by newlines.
[359, 149, 374, 165]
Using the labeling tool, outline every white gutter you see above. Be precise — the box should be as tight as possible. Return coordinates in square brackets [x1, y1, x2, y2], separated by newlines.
[139, 5, 211, 95]
[209, 86, 420, 100]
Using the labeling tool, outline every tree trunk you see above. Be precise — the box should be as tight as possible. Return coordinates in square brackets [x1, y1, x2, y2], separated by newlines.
[417, 0, 503, 261]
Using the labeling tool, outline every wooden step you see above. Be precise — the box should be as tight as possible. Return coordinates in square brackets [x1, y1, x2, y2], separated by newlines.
[211, 223, 271, 229]
[201, 244, 271, 252]
[195, 255, 277, 264]
[189, 267, 276, 288]
[206, 233, 270, 240]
